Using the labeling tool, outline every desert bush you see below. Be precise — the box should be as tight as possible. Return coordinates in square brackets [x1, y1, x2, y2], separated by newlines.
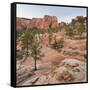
[63, 51, 80, 56]
[51, 36, 64, 52]
[64, 25, 75, 39]
[64, 16, 86, 39]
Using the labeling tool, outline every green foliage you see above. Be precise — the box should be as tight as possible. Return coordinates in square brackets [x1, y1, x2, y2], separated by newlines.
[64, 25, 74, 38]
[46, 28, 52, 34]
[21, 29, 44, 71]
[30, 41, 44, 70]
[16, 30, 25, 40]
[71, 19, 76, 26]
[72, 16, 86, 36]
[30, 42, 43, 60]
[76, 16, 85, 23]
[30, 29, 46, 35]
[22, 30, 34, 56]
[76, 23, 85, 36]
[64, 16, 86, 39]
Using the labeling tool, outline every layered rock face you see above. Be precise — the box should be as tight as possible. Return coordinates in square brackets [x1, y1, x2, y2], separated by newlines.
[16, 15, 58, 30]
[16, 17, 31, 30]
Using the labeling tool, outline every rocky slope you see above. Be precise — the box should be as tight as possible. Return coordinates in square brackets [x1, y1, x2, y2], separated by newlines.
[16, 38, 87, 86]
[17, 59, 86, 86]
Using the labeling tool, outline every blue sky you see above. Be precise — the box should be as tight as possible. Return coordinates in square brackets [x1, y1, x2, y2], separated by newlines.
[17, 4, 87, 23]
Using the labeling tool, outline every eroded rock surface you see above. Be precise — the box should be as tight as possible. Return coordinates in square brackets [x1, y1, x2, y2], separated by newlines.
[48, 59, 86, 84]
[17, 59, 86, 86]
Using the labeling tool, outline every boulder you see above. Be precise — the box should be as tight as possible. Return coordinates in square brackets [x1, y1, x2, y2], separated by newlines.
[48, 59, 86, 83]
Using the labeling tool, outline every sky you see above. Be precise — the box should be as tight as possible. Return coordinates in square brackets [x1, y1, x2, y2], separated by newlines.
[16, 4, 87, 23]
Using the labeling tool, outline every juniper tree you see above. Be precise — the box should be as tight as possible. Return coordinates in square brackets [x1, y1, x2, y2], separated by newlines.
[30, 41, 44, 71]
[22, 30, 34, 57]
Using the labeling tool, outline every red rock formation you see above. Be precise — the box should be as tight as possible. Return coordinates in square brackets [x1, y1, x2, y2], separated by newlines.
[16, 15, 58, 30]
[16, 17, 31, 30]
[44, 15, 58, 29]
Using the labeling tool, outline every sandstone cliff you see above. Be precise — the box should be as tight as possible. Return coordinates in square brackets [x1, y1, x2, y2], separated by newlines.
[16, 15, 59, 30]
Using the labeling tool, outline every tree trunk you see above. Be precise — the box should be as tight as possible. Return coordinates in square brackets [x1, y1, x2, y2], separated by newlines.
[26, 46, 28, 56]
[34, 58, 37, 71]
[26, 40, 28, 56]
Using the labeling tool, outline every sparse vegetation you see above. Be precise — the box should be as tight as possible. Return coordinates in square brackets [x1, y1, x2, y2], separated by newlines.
[22, 30, 34, 57]
[64, 16, 86, 39]
[51, 36, 64, 52]
[64, 24, 75, 39]
[16, 15, 87, 85]
[30, 41, 44, 71]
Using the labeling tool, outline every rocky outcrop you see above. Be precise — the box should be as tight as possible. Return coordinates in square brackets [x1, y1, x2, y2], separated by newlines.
[48, 59, 86, 84]
[16, 17, 31, 30]
[17, 59, 86, 86]
[44, 15, 58, 29]
[30, 17, 49, 29]
[16, 15, 58, 30]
